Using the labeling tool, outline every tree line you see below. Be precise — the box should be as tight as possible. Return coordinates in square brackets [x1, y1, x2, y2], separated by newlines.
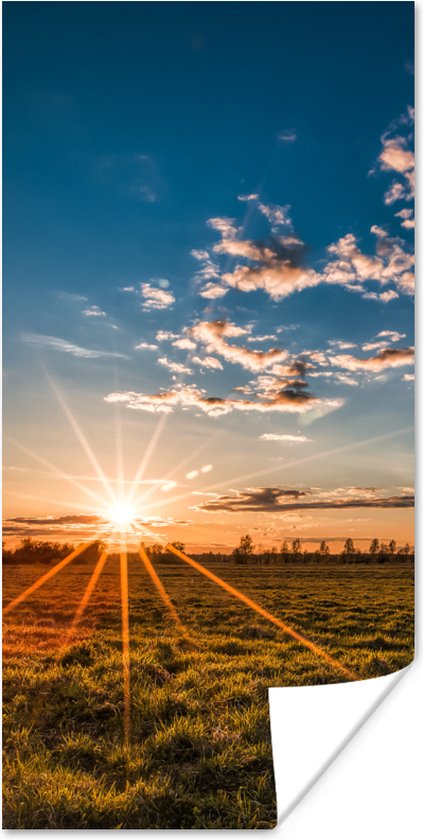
[2, 535, 413, 566]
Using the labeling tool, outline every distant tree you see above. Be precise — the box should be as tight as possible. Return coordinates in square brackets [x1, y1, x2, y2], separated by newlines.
[388, 539, 397, 555]
[147, 543, 164, 561]
[342, 538, 356, 561]
[319, 540, 330, 557]
[280, 540, 289, 555]
[369, 538, 380, 556]
[291, 538, 302, 561]
[378, 542, 389, 564]
[232, 534, 254, 564]
[398, 542, 412, 560]
[172, 541, 186, 553]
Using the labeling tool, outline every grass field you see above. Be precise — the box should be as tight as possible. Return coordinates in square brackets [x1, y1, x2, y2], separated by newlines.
[3, 557, 414, 829]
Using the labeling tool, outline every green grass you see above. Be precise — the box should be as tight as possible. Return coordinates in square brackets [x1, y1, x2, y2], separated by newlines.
[3, 558, 414, 828]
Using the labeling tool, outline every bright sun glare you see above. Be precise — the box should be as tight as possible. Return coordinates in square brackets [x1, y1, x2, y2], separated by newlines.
[107, 501, 136, 530]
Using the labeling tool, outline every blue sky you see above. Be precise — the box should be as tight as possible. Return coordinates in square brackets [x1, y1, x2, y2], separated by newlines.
[3, 2, 414, 550]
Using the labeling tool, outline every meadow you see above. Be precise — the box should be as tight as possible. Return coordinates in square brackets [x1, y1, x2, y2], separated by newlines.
[3, 556, 414, 829]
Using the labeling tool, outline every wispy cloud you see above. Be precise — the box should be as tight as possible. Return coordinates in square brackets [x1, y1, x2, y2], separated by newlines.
[277, 129, 297, 143]
[82, 305, 107, 318]
[22, 333, 129, 359]
[260, 433, 311, 443]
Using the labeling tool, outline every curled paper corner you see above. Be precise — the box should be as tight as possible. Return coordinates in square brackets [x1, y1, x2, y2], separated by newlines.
[269, 663, 413, 826]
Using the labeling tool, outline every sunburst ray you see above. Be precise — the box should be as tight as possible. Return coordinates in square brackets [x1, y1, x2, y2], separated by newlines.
[165, 543, 358, 681]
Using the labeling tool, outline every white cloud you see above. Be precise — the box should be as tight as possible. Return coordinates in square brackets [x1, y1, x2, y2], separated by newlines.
[199, 282, 229, 300]
[140, 282, 175, 311]
[156, 330, 179, 342]
[190, 320, 289, 372]
[377, 330, 406, 342]
[172, 337, 197, 350]
[191, 249, 209, 260]
[260, 433, 310, 443]
[157, 356, 193, 375]
[134, 341, 158, 351]
[191, 355, 224, 370]
[207, 217, 239, 239]
[82, 305, 107, 318]
[257, 201, 292, 228]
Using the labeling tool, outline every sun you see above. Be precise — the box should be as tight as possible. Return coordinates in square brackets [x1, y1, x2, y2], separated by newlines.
[107, 500, 136, 531]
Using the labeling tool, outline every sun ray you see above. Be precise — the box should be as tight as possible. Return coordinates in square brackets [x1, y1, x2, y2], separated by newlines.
[119, 541, 131, 750]
[130, 428, 224, 512]
[138, 544, 187, 633]
[3, 538, 101, 615]
[165, 543, 359, 682]
[6, 435, 107, 507]
[61, 547, 110, 650]
[46, 373, 116, 504]
[127, 413, 168, 504]
[148, 425, 414, 517]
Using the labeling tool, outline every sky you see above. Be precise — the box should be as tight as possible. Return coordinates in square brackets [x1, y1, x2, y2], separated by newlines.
[3, 2, 414, 552]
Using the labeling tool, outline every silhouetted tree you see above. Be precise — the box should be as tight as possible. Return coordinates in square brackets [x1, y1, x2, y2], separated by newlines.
[342, 538, 356, 562]
[369, 538, 380, 556]
[232, 534, 254, 564]
[291, 538, 302, 561]
[319, 540, 330, 557]
[388, 539, 397, 555]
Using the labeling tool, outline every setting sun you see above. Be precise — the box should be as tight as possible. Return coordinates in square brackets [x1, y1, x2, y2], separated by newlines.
[107, 501, 136, 531]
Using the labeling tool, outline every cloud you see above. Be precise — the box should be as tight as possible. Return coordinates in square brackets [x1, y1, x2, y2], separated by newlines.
[191, 355, 224, 371]
[222, 261, 320, 301]
[403, 373, 415, 382]
[156, 330, 179, 342]
[172, 337, 197, 350]
[191, 249, 210, 260]
[138, 185, 157, 203]
[134, 341, 158, 351]
[374, 111, 415, 205]
[213, 238, 271, 261]
[105, 383, 344, 418]
[377, 330, 406, 342]
[325, 226, 414, 297]
[238, 193, 259, 201]
[330, 346, 414, 373]
[277, 129, 297, 143]
[157, 356, 193, 375]
[207, 217, 239, 239]
[8, 514, 104, 526]
[190, 320, 289, 371]
[82, 305, 107, 317]
[22, 333, 129, 359]
[260, 433, 311, 443]
[140, 283, 175, 311]
[58, 291, 88, 303]
[198, 487, 414, 513]
[257, 202, 292, 228]
[199, 282, 229, 299]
